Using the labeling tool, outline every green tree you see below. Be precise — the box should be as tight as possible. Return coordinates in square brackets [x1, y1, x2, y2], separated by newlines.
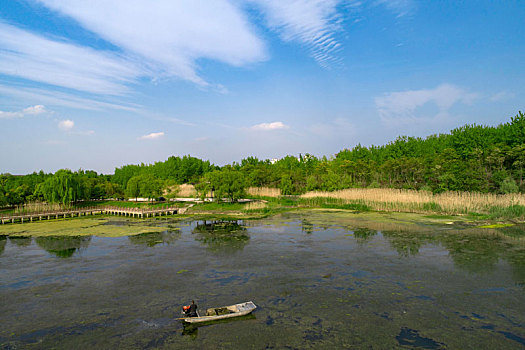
[206, 168, 245, 202]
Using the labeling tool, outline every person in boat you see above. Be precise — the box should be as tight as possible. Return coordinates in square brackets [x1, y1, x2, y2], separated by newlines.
[183, 300, 198, 317]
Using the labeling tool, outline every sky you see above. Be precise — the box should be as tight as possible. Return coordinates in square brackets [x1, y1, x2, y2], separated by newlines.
[1, 0, 524, 174]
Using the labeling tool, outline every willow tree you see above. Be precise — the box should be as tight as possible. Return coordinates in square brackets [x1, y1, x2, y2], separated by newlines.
[34, 169, 84, 205]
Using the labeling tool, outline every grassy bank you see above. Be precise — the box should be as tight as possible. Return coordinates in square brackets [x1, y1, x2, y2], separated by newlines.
[2, 187, 524, 228]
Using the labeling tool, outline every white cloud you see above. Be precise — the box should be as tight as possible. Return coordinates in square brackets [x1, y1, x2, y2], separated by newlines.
[36, 0, 267, 86]
[375, 83, 477, 119]
[250, 121, 290, 131]
[22, 105, 47, 115]
[0, 104, 47, 119]
[0, 22, 142, 95]
[58, 119, 75, 131]
[139, 132, 165, 140]
[251, 0, 343, 67]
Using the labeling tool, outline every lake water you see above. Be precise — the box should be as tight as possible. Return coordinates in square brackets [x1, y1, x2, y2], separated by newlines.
[1, 211, 524, 349]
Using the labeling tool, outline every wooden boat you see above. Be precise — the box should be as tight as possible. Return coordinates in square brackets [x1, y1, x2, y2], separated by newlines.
[181, 301, 256, 324]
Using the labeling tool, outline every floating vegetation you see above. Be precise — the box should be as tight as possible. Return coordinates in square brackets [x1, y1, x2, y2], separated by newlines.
[0, 217, 168, 237]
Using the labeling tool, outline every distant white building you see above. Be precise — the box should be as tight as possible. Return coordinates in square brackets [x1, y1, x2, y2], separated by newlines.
[128, 197, 154, 202]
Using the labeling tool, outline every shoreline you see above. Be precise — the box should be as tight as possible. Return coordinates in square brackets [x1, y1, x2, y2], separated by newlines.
[0, 205, 523, 238]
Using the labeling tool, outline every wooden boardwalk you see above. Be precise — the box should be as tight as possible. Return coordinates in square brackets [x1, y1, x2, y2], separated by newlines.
[0, 206, 180, 224]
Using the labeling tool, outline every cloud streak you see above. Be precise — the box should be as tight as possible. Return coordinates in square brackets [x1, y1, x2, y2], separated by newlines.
[139, 132, 165, 140]
[250, 121, 289, 131]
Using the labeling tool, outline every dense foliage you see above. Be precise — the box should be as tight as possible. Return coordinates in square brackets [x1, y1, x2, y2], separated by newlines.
[1, 112, 523, 206]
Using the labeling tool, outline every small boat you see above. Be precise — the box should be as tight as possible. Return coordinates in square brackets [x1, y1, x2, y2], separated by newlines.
[181, 301, 256, 324]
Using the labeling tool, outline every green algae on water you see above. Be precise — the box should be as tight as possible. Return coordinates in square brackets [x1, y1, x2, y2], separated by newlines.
[0, 217, 168, 237]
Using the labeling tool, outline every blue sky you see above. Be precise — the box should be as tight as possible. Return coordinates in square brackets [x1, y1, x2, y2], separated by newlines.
[1, 0, 524, 174]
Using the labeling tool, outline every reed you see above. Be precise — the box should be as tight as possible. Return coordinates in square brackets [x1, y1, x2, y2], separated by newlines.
[14, 202, 69, 215]
[244, 201, 267, 210]
[246, 187, 281, 198]
[300, 188, 525, 217]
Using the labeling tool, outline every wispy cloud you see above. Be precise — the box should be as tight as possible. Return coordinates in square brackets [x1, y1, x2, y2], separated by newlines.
[0, 84, 142, 112]
[374, 0, 415, 17]
[0, 104, 47, 119]
[36, 0, 267, 87]
[309, 117, 355, 138]
[250, 121, 290, 131]
[0, 22, 143, 95]
[58, 119, 74, 131]
[375, 83, 477, 120]
[139, 132, 165, 140]
[490, 91, 515, 102]
[252, 0, 343, 67]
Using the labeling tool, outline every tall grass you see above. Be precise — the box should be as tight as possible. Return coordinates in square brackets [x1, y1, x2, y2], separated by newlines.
[246, 187, 281, 198]
[13, 202, 68, 215]
[244, 201, 267, 211]
[300, 188, 525, 218]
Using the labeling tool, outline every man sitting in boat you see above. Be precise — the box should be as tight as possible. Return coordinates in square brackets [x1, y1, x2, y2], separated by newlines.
[182, 300, 198, 317]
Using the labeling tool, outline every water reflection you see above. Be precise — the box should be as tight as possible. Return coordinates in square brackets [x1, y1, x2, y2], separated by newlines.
[192, 221, 249, 254]
[35, 236, 91, 258]
[9, 236, 32, 247]
[301, 220, 313, 234]
[440, 234, 503, 273]
[383, 231, 426, 257]
[380, 227, 525, 279]
[0, 235, 6, 255]
[181, 313, 257, 339]
[353, 228, 377, 242]
[128, 230, 180, 247]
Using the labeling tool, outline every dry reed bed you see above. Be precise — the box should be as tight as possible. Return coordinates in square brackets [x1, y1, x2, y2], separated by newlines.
[14, 202, 68, 215]
[246, 187, 281, 197]
[244, 201, 267, 210]
[301, 188, 525, 215]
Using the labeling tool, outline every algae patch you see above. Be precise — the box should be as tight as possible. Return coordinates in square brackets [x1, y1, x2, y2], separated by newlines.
[0, 217, 167, 237]
[478, 223, 514, 229]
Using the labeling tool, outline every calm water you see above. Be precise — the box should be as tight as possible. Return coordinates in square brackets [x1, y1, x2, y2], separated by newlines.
[1, 211, 524, 349]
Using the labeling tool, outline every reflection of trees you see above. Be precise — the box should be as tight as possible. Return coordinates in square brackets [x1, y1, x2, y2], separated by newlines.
[128, 230, 180, 247]
[0, 235, 6, 255]
[9, 236, 32, 247]
[353, 228, 377, 242]
[505, 249, 525, 287]
[382, 231, 429, 257]
[35, 236, 91, 258]
[192, 221, 249, 253]
[439, 233, 503, 274]
[301, 219, 313, 234]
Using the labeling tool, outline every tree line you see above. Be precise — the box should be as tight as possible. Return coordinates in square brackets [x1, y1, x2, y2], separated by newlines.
[1, 111, 523, 206]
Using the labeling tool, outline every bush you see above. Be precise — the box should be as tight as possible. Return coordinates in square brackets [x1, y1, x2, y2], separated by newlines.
[500, 177, 519, 194]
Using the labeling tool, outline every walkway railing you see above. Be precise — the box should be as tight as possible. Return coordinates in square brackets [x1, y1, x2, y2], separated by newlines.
[0, 206, 180, 224]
